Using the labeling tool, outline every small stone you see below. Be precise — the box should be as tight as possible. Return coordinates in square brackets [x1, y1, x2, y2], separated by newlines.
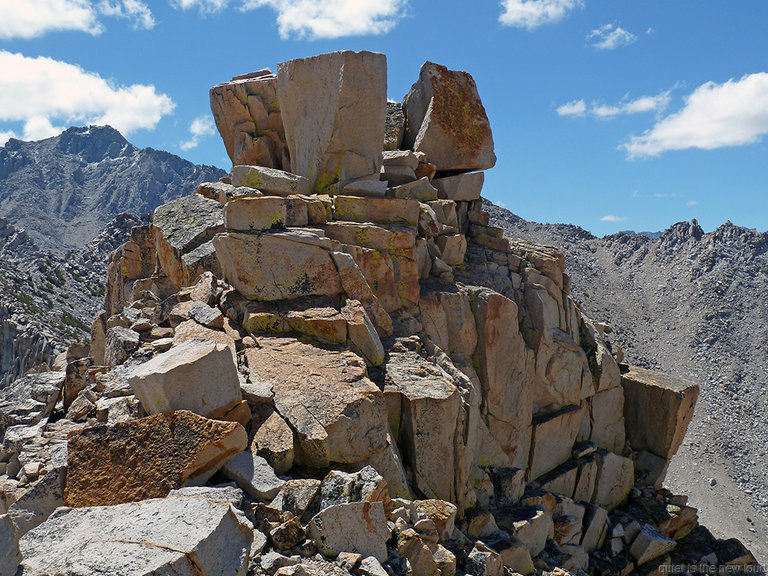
[222, 451, 285, 501]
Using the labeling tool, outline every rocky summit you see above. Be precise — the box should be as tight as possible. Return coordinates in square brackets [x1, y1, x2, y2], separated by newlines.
[0, 50, 759, 576]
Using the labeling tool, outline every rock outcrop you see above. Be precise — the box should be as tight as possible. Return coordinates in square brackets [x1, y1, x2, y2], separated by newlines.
[0, 50, 757, 576]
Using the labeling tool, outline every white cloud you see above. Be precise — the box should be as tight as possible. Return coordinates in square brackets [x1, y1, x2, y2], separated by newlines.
[0, 0, 102, 39]
[0, 130, 17, 146]
[180, 114, 216, 150]
[98, 0, 155, 29]
[557, 99, 586, 117]
[499, 0, 583, 29]
[622, 73, 768, 158]
[587, 24, 637, 50]
[239, 0, 407, 39]
[0, 0, 155, 39]
[687, 200, 699, 206]
[0, 51, 175, 141]
[23, 117, 66, 141]
[562, 90, 672, 119]
[170, 0, 228, 12]
[601, 215, 627, 222]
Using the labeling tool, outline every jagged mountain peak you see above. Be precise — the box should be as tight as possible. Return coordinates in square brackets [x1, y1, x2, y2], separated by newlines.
[54, 125, 136, 163]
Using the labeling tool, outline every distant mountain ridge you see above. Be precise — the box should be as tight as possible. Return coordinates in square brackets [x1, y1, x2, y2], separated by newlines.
[0, 126, 225, 385]
[0, 125, 225, 252]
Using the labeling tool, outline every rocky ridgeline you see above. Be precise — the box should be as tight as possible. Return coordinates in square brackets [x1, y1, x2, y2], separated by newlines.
[0, 51, 758, 575]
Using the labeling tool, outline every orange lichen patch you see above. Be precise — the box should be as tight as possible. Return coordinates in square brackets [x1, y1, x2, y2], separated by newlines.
[426, 62, 493, 155]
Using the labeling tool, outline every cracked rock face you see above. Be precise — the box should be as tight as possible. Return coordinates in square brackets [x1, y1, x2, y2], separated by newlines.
[246, 338, 388, 468]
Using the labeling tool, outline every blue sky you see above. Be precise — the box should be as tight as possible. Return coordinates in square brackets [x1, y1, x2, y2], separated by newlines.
[1, 0, 767, 236]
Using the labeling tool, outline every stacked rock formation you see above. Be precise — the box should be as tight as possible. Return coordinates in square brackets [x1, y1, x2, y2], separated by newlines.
[0, 51, 759, 576]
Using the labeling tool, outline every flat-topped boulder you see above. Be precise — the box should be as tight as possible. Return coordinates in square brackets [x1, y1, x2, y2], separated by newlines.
[403, 61, 496, 172]
[127, 339, 242, 420]
[278, 51, 387, 194]
[19, 492, 253, 576]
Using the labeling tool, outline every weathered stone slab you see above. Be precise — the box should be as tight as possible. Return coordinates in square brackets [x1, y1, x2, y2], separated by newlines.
[343, 178, 388, 198]
[222, 450, 284, 501]
[253, 410, 295, 474]
[384, 100, 405, 151]
[592, 451, 634, 511]
[589, 386, 625, 454]
[0, 372, 64, 434]
[231, 165, 311, 196]
[64, 411, 247, 507]
[622, 366, 698, 460]
[172, 319, 237, 359]
[7, 465, 66, 536]
[19, 493, 253, 576]
[153, 194, 224, 289]
[246, 338, 387, 468]
[470, 288, 534, 469]
[224, 196, 291, 231]
[435, 234, 467, 266]
[388, 177, 438, 202]
[403, 61, 495, 171]
[324, 222, 415, 254]
[278, 51, 387, 194]
[385, 350, 461, 502]
[210, 71, 287, 168]
[308, 501, 388, 562]
[334, 195, 420, 227]
[127, 339, 242, 420]
[629, 524, 676, 565]
[0, 514, 19, 576]
[529, 406, 584, 480]
[342, 300, 385, 366]
[214, 231, 343, 301]
[382, 150, 419, 169]
[433, 172, 485, 202]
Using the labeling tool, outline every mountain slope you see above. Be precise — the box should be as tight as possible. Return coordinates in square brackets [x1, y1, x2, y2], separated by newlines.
[0, 127, 226, 385]
[486, 200, 768, 561]
[0, 126, 225, 252]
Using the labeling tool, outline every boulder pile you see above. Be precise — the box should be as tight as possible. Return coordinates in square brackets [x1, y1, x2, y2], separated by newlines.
[0, 51, 759, 576]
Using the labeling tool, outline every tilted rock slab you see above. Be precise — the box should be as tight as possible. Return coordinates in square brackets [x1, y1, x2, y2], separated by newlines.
[64, 410, 247, 507]
[153, 194, 224, 289]
[127, 338, 243, 420]
[622, 366, 698, 461]
[246, 338, 388, 468]
[277, 51, 387, 194]
[308, 501, 388, 562]
[403, 61, 496, 172]
[19, 493, 253, 575]
[210, 70, 288, 169]
[214, 231, 343, 301]
[385, 349, 462, 502]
